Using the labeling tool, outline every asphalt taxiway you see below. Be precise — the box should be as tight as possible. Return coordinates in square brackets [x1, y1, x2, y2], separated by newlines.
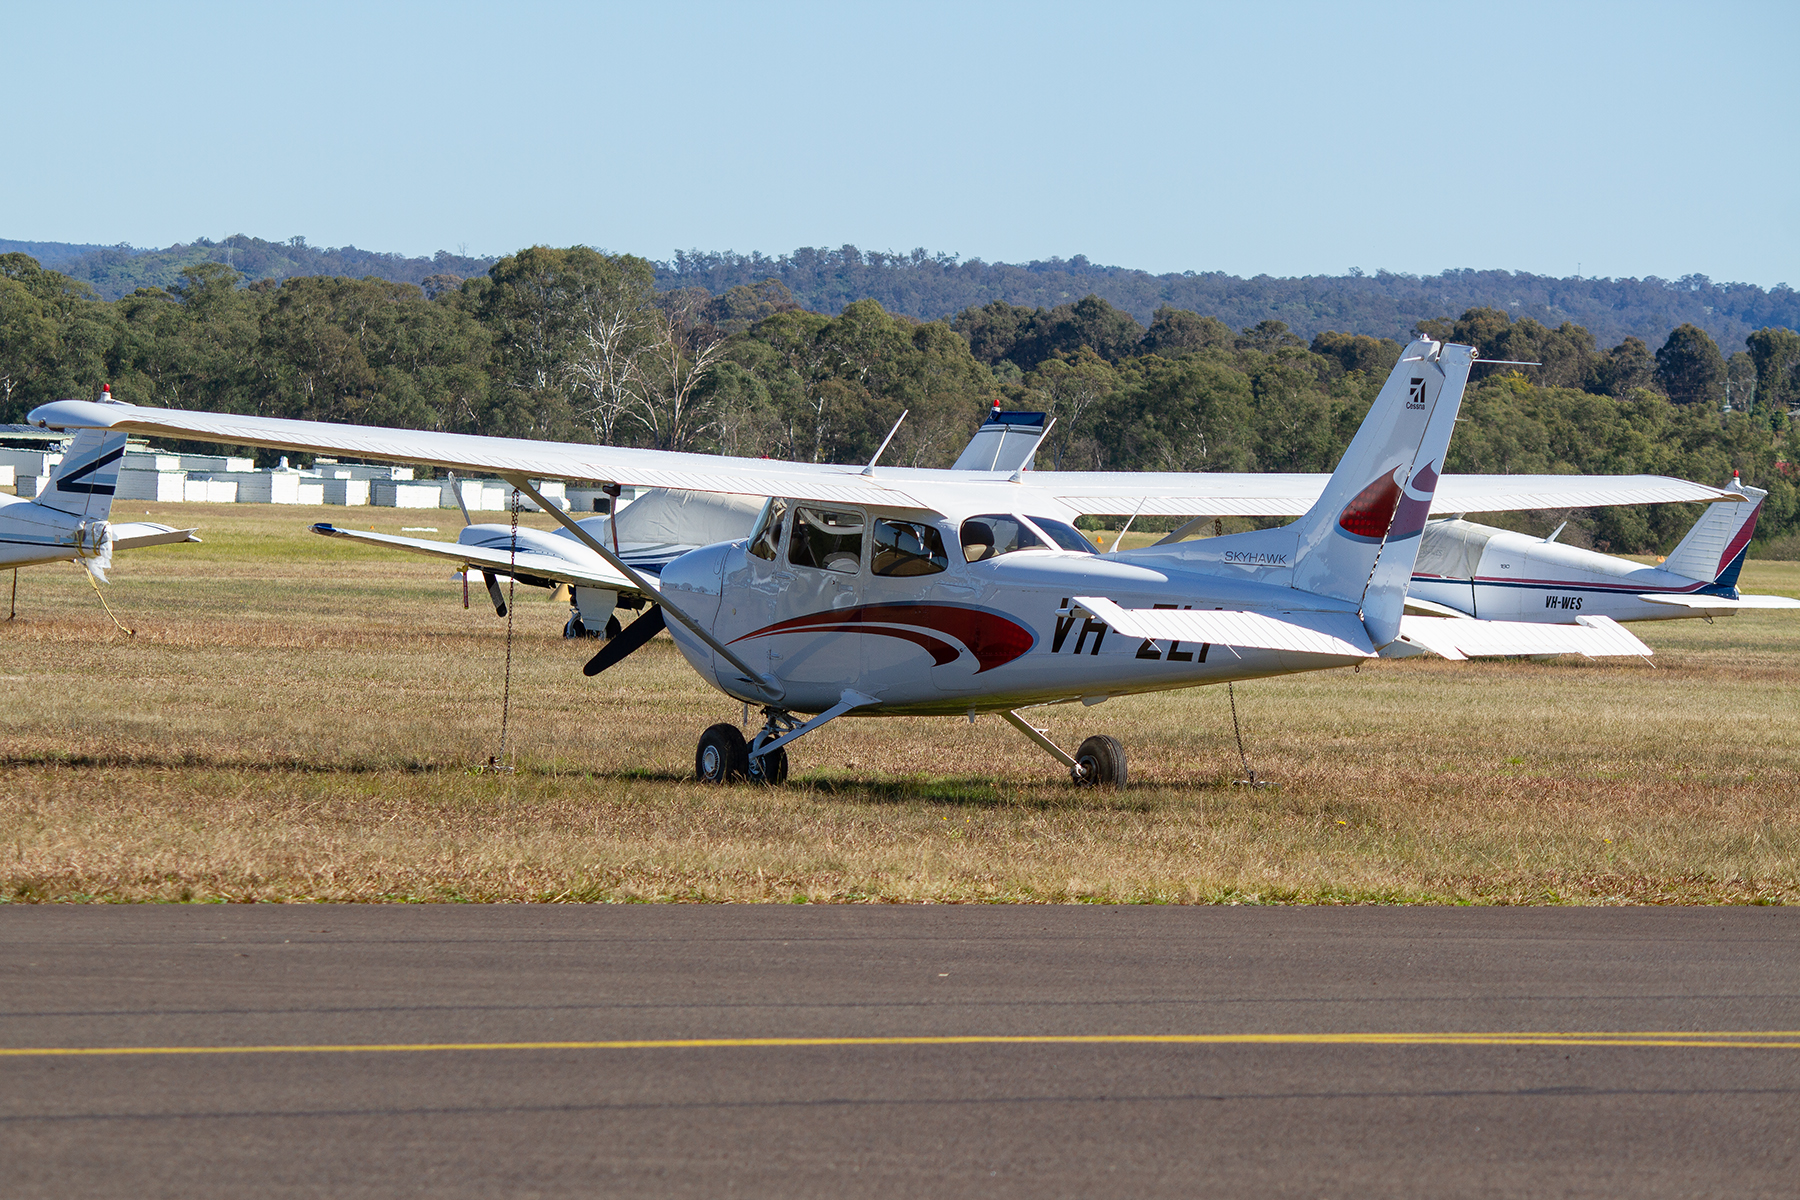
[3, 906, 1796, 1197]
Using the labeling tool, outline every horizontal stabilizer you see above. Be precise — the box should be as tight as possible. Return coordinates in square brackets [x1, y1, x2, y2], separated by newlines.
[109, 522, 201, 551]
[1396, 613, 1652, 660]
[1069, 596, 1375, 658]
[1637, 591, 1800, 612]
[311, 524, 640, 593]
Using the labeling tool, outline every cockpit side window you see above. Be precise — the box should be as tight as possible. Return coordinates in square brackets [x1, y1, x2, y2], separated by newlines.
[789, 507, 864, 573]
[748, 498, 788, 561]
[1024, 515, 1098, 554]
[871, 518, 948, 576]
[959, 514, 1043, 563]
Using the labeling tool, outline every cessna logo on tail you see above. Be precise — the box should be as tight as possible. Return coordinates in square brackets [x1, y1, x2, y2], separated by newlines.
[1405, 378, 1428, 409]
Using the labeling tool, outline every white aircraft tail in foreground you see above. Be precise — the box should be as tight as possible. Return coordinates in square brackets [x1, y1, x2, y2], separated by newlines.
[0, 428, 199, 581]
[30, 343, 1677, 785]
[1407, 472, 1798, 626]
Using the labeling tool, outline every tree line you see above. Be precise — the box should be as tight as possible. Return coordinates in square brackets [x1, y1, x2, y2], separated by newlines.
[14, 234, 1799, 355]
[2, 246, 1794, 554]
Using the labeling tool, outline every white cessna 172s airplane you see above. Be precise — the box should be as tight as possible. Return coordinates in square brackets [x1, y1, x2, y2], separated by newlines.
[307, 403, 1777, 653]
[0, 428, 198, 582]
[1407, 473, 1799, 625]
[29, 340, 1737, 786]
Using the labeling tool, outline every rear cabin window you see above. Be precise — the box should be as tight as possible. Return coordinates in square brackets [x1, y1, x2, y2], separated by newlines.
[959, 514, 1043, 562]
[871, 518, 948, 577]
[789, 507, 864, 573]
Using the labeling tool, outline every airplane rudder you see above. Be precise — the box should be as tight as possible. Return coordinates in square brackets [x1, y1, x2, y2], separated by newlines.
[40, 429, 128, 520]
[1663, 478, 1767, 585]
[1291, 340, 1473, 606]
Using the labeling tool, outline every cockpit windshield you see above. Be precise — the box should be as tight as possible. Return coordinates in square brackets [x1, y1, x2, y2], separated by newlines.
[960, 514, 1041, 562]
[1024, 515, 1097, 554]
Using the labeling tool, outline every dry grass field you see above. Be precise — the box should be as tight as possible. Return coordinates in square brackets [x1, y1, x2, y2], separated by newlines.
[2, 501, 1797, 905]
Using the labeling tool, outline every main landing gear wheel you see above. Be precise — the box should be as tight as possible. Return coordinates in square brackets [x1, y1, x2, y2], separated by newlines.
[1071, 735, 1127, 788]
[748, 745, 789, 786]
[695, 723, 749, 783]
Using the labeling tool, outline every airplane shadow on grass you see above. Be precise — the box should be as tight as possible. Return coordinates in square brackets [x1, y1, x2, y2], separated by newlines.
[7, 753, 1160, 811]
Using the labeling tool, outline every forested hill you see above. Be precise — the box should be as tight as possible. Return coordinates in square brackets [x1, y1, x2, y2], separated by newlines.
[4, 244, 1796, 554]
[0, 236, 496, 301]
[10, 235, 1796, 351]
[657, 249, 1800, 353]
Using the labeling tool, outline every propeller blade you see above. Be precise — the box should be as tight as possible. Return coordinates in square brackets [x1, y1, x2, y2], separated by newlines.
[583, 605, 666, 676]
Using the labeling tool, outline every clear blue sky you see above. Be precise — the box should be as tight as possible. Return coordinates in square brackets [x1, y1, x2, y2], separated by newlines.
[7, 0, 1796, 286]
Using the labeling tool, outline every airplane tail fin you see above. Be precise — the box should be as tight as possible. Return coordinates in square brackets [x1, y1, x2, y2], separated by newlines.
[952, 410, 1048, 473]
[35, 428, 128, 522]
[1290, 339, 1475, 645]
[1660, 473, 1766, 588]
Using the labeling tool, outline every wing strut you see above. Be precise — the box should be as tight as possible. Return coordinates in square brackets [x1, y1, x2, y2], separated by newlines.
[500, 473, 783, 703]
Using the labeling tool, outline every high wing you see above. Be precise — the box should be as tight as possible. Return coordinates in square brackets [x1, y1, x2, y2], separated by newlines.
[28, 399, 1740, 519]
[311, 524, 639, 592]
[1039, 472, 1740, 516]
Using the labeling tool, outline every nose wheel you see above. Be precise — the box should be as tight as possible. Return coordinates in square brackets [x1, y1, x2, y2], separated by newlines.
[695, 723, 749, 783]
[694, 719, 789, 785]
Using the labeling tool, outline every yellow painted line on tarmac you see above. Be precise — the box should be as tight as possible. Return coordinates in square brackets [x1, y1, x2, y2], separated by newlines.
[4, 1032, 1800, 1058]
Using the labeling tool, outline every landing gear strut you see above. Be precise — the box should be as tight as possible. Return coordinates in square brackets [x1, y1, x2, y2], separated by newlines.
[1001, 711, 1127, 787]
[691, 692, 880, 786]
[564, 612, 624, 640]
[746, 708, 794, 785]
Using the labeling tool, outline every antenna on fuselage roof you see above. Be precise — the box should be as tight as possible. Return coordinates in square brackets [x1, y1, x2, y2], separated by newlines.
[1109, 497, 1147, 553]
[861, 409, 908, 477]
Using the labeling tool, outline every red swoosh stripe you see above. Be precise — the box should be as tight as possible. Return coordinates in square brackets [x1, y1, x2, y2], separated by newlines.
[732, 603, 1035, 673]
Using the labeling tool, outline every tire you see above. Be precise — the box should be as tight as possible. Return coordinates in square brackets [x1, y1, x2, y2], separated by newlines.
[604, 615, 623, 640]
[1072, 735, 1126, 788]
[563, 615, 586, 639]
[695, 723, 749, 784]
[749, 745, 789, 786]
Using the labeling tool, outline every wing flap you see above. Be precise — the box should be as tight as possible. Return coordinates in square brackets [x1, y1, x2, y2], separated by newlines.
[1070, 596, 1375, 658]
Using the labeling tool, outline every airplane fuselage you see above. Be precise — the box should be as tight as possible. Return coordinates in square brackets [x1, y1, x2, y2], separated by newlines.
[660, 536, 1366, 716]
[1407, 519, 1732, 624]
[0, 494, 106, 569]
